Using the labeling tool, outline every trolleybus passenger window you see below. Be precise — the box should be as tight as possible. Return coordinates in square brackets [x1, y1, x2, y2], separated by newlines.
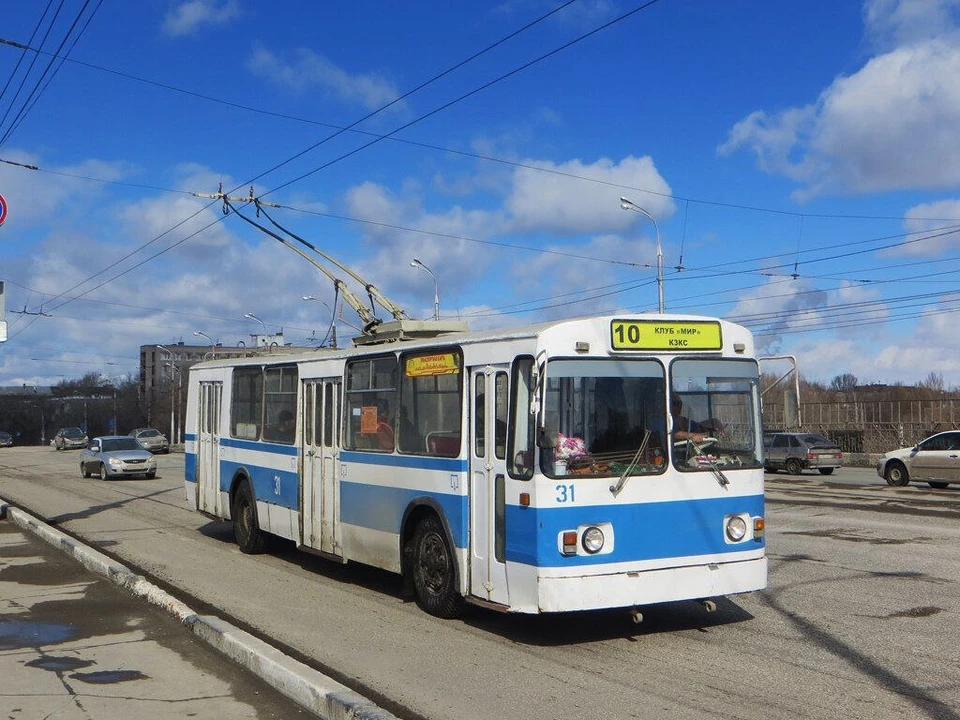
[231, 367, 263, 440]
[508, 357, 535, 480]
[398, 349, 462, 457]
[495, 372, 508, 460]
[262, 365, 298, 444]
[474, 374, 485, 457]
[344, 356, 398, 452]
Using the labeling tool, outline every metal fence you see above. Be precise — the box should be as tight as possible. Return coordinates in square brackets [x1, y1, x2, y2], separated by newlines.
[762, 399, 960, 454]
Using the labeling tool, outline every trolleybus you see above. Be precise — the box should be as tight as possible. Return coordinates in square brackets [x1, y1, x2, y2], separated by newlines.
[184, 314, 766, 618]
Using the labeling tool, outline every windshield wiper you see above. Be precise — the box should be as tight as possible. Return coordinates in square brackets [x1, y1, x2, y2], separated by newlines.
[609, 430, 650, 497]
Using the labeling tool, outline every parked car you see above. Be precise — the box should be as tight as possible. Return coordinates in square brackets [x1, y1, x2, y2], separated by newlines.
[0, 431, 13, 447]
[53, 427, 88, 451]
[129, 428, 170, 454]
[763, 431, 843, 475]
[79, 435, 157, 480]
[877, 430, 960, 489]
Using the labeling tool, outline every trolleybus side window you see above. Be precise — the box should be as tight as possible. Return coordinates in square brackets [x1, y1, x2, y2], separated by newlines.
[231, 367, 263, 440]
[398, 349, 462, 457]
[508, 356, 535, 480]
[344, 356, 398, 452]
[262, 365, 298, 444]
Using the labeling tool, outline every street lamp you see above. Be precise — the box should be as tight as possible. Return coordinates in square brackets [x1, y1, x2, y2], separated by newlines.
[164, 362, 183, 445]
[410, 257, 440, 321]
[157, 345, 176, 444]
[244, 312, 267, 334]
[619, 196, 664, 313]
[193, 330, 216, 359]
[302, 295, 337, 349]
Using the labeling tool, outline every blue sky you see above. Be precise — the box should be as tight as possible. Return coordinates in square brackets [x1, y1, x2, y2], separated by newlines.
[2, 0, 960, 388]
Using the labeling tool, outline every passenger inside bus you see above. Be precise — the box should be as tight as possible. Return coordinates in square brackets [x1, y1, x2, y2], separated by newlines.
[375, 400, 395, 450]
[276, 409, 295, 443]
[396, 405, 420, 452]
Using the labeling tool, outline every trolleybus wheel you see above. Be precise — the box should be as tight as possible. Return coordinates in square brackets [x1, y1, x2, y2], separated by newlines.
[818, 468, 834, 475]
[884, 462, 909, 487]
[785, 458, 802, 476]
[928, 481, 949, 489]
[233, 481, 266, 554]
[412, 516, 464, 618]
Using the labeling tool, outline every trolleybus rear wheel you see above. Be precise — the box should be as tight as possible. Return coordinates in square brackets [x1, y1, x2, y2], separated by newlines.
[412, 516, 464, 618]
[233, 481, 266, 554]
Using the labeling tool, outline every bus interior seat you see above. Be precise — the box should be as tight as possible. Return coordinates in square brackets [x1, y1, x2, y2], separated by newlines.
[427, 433, 460, 455]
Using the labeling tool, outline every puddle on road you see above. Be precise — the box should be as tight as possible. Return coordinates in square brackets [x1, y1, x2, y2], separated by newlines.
[783, 527, 931, 545]
[0, 619, 76, 650]
[25, 655, 94, 672]
[70, 669, 149, 684]
[883, 606, 942, 619]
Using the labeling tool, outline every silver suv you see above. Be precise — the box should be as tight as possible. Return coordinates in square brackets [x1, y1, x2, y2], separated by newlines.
[763, 432, 843, 476]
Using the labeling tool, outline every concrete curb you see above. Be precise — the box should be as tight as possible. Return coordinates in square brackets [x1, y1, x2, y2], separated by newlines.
[0, 498, 398, 720]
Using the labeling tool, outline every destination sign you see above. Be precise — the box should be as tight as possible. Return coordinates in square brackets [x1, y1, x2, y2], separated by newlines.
[610, 319, 723, 351]
[405, 352, 460, 377]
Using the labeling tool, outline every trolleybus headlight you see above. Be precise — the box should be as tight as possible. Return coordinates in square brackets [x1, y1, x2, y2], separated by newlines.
[582, 526, 605, 553]
[725, 515, 748, 542]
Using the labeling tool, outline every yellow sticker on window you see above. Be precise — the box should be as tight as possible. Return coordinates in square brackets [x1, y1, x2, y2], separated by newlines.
[405, 353, 460, 377]
[610, 320, 722, 350]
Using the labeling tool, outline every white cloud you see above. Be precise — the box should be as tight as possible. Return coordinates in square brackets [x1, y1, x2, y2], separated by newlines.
[889, 198, 960, 256]
[506, 155, 674, 235]
[863, 0, 960, 51]
[247, 46, 401, 112]
[162, 0, 240, 37]
[720, 1, 960, 197]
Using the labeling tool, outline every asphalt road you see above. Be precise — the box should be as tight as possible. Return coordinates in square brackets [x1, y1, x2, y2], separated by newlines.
[2, 447, 959, 720]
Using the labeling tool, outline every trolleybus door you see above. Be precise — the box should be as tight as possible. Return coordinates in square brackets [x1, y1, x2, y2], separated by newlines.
[469, 366, 510, 606]
[301, 378, 341, 556]
[197, 381, 222, 516]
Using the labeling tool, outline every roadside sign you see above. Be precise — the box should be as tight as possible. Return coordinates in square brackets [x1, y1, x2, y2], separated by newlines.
[0, 194, 7, 226]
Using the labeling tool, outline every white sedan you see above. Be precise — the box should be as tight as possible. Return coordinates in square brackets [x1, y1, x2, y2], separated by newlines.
[876, 431, 960, 489]
[80, 436, 158, 480]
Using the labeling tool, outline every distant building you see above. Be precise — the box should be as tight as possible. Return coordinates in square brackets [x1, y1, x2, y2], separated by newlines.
[139, 334, 309, 407]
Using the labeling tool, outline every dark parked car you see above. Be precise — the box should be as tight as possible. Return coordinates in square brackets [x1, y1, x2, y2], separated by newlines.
[53, 427, 88, 450]
[0, 431, 13, 447]
[877, 431, 960, 489]
[79, 436, 158, 480]
[763, 432, 843, 475]
[129, 428, 170, 454]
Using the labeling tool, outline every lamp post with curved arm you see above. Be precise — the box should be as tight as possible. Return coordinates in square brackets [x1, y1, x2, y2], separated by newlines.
[619, 196, 664, 313]
[302, 295, 338, 349]
[244, 312, 267, 334]
[193, 330, 216, 359]
[156, 345, 176, 443]
[410, 258, 440, 321]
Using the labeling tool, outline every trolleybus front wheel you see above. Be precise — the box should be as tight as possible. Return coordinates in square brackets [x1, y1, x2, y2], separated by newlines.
[412, 516, 464, 619]
[233, 481, 266, 554]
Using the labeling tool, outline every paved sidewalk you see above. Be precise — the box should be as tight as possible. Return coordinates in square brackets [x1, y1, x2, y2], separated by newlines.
[0, 514, 314, 719]
[0, 502, 395, 719]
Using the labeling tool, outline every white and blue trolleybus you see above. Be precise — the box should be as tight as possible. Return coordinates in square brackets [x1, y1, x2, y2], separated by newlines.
[184, 314, 766, 618]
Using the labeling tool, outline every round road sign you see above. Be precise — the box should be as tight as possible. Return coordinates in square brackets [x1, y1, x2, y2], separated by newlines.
[0, 194, 7, 226]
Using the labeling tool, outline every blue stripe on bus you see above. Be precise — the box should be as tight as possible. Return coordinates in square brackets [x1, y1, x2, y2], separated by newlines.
[220, 459, 300, 509]
[340, 451, 468, 473]
[220, 437, 298, 456]
[340, 480, 469, 549]
[505, 494, 765, 567]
